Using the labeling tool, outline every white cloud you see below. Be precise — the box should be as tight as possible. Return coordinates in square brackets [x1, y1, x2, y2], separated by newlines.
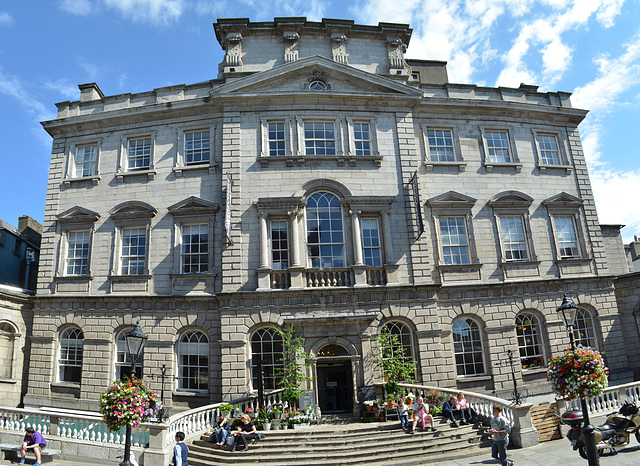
[43, 79, 80, 101]
[0, 71, 54, 123]
[60, 0, 94, 16]
[0, 11, 13, 26]
[103, 0, 185, 25]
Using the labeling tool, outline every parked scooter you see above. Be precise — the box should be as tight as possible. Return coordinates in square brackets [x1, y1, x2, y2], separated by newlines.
[561, 401, 640, 459]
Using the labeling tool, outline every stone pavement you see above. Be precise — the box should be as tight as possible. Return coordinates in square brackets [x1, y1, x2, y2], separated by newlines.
[7, 439, 640, 465]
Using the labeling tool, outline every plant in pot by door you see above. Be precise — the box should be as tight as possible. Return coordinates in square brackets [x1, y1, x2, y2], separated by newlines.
[272, 405, 283, 419]
[219, 403, 233, 417]
[363, 400, 375, 411]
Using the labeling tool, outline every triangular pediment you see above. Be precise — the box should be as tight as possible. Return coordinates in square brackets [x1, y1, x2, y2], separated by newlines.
[489, 191, 534, 208]
[57, 206, 100, 223]
[109, 201, 157, 219]
[211, 56, 424, 99]
[168, 196, 219, 216]
[427, 191, 477, 209]
[543, 192, 583, 208]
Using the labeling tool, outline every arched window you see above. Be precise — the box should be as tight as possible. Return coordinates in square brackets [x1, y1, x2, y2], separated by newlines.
[381, 321, 415, 380]
[177, 330, 209, 391]
[306, 192, 345, 268]
[452, 318, 485, 376]
[574, 308, 597, 348]
[251, 328, 284, 390]
[59, 327, 84, 384]
[0, 322, 17, 379]
[516, 313, 545, 369]
[115, 329, 143, 380]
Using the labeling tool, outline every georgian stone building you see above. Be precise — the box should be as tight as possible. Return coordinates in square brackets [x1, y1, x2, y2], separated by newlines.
[24, 17, 639, 415]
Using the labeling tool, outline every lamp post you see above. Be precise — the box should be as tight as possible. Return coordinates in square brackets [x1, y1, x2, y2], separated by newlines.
[557, 295, 599, 466]
[494, 349, 525, 405]
[120, 321, 148, 466]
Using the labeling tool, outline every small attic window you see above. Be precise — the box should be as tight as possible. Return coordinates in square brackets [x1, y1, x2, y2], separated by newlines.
[309, 80, 327, 91]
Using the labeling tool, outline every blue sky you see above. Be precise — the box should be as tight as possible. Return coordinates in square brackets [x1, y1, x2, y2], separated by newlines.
[1, 0, 639, 242]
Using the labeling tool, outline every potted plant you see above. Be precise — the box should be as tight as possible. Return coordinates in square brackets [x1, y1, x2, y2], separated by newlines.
[372, 328, 416, 402]
[547, 345, 608, 400]
[363, 400, 375, 411]
[272, 405, 283, 419]
[219, 403, 233, 416]
[245, 407, 255, 418]
[407, 408, 414, 420]
[274, 324, 315, 408]
[272, 420, 281, 430]
[386, 393, 396, 409]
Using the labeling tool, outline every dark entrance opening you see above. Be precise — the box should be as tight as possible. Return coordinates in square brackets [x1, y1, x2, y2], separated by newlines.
[316, 361, 353, 414]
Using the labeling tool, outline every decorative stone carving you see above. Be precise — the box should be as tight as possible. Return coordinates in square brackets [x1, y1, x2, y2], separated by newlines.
[305, 71, 329, 90]
[224, 33, 243, 67]
[283, 32, 299, 63]
[387, 37, 407, 73]
[331, 33, 348, 64]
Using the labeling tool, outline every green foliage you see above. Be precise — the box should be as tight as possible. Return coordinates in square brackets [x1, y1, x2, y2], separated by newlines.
[372, 327, 417, 395]
[219, 403, 233, 413]
[273, 324, 315, 407]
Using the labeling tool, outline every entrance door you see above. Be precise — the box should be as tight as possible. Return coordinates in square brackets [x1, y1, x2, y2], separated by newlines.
[316, 361, 353, 413]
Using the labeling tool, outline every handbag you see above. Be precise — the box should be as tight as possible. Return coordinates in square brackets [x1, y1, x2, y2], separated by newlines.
[226, 435, 235, 446]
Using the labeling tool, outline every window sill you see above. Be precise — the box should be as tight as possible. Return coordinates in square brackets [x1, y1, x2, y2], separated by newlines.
[556, 257, 591, 264]
[522, 366, 547, 375]
[51, 382, 81, 389]
[174, 390, 209, 397]
[424, 161, 466, 172]
[173, 163, 217, 177]
[0, 378, 17, 385]
[116, 169, 157, 182]
[484, 162, 522, 173]
[539, 164, 572, 175]
[456, 375, 492, 382]
[63, 175, 101, 187]
[258, 155, 383, 168]
[500, 260, 540, 267]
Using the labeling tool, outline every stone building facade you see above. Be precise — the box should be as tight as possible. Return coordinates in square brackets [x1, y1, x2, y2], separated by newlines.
[24, 17, 639, 415]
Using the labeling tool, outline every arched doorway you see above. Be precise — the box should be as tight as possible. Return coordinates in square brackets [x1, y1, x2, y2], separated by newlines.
[316, 344, 353, 414]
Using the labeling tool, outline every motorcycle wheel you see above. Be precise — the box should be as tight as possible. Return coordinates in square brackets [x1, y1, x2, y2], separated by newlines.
[578, 446, 605, 459]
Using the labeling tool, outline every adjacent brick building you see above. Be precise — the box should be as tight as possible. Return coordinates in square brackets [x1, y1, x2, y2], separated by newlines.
[20, 17, 640, 415]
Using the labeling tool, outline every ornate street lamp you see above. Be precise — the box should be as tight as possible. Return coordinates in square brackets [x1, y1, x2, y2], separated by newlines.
[557, 295, 599, 466]
[120, 321, 148, 466]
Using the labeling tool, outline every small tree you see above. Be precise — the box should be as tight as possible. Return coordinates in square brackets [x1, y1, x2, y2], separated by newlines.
[274, 324, 315, 407]
[372, 327, 416, 398]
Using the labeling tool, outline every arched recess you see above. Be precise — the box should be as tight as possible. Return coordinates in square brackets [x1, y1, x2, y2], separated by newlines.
[573, 303, 600, 349]
[377, 318, 418, 381]
[175, 327, 209, 393]
[249, 325, 284, 392]
[312, 337, 359, 415]
[0, 321, 20, 379]
[451, 315, 487, 377]
[294, 178, 352, 200]
[515, 309, 547, 370]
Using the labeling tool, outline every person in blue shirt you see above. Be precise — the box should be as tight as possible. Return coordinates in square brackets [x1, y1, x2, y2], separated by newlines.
[19, 427, 47, 466]
[172, 431, 188, 466]
[442, 396, 464, 427]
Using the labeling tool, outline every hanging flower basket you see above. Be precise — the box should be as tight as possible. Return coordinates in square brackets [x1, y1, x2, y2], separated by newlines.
[546, 345, 609, 400]
[99, 377, 161, 431]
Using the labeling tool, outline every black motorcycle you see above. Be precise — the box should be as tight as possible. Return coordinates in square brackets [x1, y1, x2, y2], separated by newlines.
[561, 401, 640, 459]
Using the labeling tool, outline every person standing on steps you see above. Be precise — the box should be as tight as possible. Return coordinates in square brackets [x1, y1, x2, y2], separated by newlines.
[489, 405, 514, 466]
[232, 414, 259, 451]
[172, 431, 188, 466]
[397, 397, 409, 430]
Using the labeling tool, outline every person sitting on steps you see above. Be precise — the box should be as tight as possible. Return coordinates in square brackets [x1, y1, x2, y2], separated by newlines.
[231, 414, 259, 452]
[409, 396, 436, 434]
[456, 392, 478, 423]
[442, 396, 465, 427]
[19, 426, 47, 466]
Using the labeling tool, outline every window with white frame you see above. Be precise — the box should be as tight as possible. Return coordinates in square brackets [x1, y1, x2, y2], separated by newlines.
[554, 216, 580, 258]
[251, 327, 284, 390]
[439, 216, 470, 265]
[516, 313, 545, 369]
[178, 330, 209, 391]
[120, 227, 147, 275]
[184, 130, 210, 165]
[0, 322, 17, 379]
[268, 122, 286, 156]
[484, 130, 512, 163]
[270, 220, 289, 270]
[382, 321, 415, 376]
[180, 224, 208, 274]
[115, 329, 143, 380]
[535, 133, 561, 165]
[73, 144, 98, 177]
[66, 230, 90, 276]
[304, 121, 336, 156]
[574, 308, 597, 348]
[59, 327, 83, 384]
[452, 318, 485, 377]
[127, 137, 152, 170]
[361, 217, 382, 266]
[426, 128, 455, 162]
[353, 122, 372, 156]
[306, 192, 345, 268]
[499, 216, 529, 261]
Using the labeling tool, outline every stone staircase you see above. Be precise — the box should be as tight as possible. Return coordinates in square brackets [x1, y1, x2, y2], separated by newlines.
[187, 419, 491, 466]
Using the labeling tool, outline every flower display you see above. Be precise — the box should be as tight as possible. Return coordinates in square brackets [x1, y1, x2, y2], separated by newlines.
[363, 400, 375, 406]
[99, 377, 161, 431]
[245, 407, 254, 414]
[546, 345, 609, 400]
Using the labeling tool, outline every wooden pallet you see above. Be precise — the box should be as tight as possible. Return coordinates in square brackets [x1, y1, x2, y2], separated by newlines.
[531, 402, 562, 442]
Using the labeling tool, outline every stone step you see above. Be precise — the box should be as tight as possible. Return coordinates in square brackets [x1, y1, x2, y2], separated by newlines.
[187, 421, 490, 466]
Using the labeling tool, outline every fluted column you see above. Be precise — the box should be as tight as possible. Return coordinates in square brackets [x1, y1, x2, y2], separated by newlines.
[290, 210, 301, 267]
